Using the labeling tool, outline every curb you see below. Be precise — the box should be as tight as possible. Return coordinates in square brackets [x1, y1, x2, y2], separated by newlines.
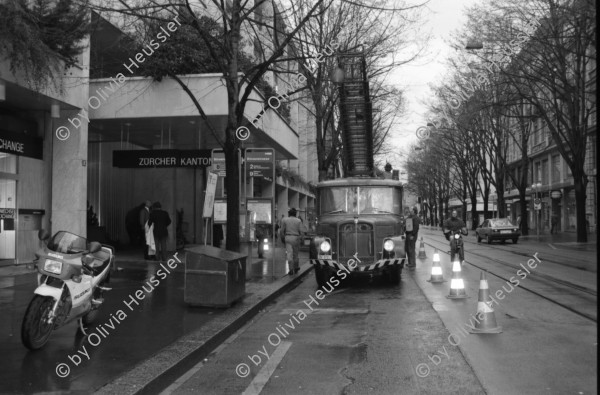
[94, 263, 314, 395]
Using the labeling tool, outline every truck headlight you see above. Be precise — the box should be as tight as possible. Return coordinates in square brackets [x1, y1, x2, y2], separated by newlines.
[320, 240, 331, 253]
[383, 239, 394, 251]
[44, 259, 62, 274]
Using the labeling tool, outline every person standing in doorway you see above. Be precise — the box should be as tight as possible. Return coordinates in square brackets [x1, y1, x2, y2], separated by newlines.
[405, 206, 421, 267]
[148, 202, 171, 262]
[140, 200, 152, 259]
[280, 208, 306, 275]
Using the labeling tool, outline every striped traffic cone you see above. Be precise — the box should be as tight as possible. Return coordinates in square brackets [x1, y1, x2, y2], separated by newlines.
[469, 272, 502, 333]
[446, 260, 468, 299]
[427, 249, 446, 283]
[417, 237, 427, 259]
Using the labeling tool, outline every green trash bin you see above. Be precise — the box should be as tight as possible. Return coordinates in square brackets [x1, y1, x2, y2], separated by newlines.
[184, 245, 246, 307]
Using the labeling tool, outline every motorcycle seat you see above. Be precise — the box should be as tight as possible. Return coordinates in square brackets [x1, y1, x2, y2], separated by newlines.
[88, 248, 112, 276]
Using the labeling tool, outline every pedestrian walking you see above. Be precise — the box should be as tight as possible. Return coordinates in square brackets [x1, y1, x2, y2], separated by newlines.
[148, 202, 171, 262]
[275, 214, 284, 245]
[405, 206, 421, 267]
[139, 200, 153, 259]
[280, 208, 306, 275]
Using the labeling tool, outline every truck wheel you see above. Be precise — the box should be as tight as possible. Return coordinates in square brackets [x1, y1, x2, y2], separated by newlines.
[315, 265, 331, 288]
[386, 266, 401, 285]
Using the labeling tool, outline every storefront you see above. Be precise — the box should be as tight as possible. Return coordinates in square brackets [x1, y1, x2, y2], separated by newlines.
[0, 111, 48, 266]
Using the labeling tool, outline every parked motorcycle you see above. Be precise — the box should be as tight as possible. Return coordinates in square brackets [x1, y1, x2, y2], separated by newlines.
[21, 230, 114, 350]
[444, 227, 468, 264]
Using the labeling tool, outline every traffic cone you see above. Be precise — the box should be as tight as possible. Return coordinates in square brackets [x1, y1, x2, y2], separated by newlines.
[446, 259, 468, 299]
[418, 237, 427, 259]
[469, 272, 502, 333]
[427, 249, 446, 283]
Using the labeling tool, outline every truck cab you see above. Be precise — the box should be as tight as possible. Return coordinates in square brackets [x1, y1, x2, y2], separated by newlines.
[310, 178, 407, 286]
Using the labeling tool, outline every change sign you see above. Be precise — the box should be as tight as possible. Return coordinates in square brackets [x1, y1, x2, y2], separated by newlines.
[246, 149, 274, 179]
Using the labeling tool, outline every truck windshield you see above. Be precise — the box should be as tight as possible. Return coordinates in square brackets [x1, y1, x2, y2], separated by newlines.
[320, 187, 401, 215]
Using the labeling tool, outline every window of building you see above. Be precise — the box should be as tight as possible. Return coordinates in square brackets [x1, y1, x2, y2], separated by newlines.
[541, 159, 548, 184]
[535, 161, 541, 183]
[0, 153, 17, 174]
[551, 154, 561, 183]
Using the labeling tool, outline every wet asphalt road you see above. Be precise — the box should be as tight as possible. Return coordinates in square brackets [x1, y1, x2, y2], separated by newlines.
[0, 259, 221, 395]
[163, 271, 485, 394]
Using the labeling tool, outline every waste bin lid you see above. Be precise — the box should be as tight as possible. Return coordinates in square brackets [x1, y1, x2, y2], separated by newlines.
[184, 245, 247, 261]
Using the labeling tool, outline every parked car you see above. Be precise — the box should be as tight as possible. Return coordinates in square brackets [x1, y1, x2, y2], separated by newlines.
[476, 218, 521, 244]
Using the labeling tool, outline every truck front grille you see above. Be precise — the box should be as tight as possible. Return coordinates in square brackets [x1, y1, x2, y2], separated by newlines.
[339, 223, 374, 263]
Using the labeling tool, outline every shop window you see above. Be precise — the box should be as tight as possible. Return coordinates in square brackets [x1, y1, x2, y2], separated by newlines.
[0, 153, 17, 174]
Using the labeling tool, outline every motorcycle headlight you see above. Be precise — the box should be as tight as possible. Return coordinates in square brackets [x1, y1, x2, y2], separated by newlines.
[44, 259, 62, 274]
[263, 238, 268, 243]
[320, 240, 331, 253]
[454, 234, 460, 239]
[383, 239, 394, 251]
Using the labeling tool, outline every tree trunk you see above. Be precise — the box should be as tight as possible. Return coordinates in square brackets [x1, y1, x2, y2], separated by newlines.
[519, 190, 529, 236]
[574, 171, 588, 242]
[224, 136, 241, 252]
[470, 194, 478, 230]
[496, 177, 505, 218]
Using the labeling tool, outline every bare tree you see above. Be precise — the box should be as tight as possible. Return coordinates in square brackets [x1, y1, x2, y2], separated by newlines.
[287, 0, 426, 180]
[89, 0, 331, 251]
[463, 0, 596, 241]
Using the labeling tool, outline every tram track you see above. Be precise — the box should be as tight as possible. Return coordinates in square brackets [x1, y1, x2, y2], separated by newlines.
[422, 236, 597, 323]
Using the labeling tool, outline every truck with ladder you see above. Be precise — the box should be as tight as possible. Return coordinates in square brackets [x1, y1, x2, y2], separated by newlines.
[309, 51, 407, 286]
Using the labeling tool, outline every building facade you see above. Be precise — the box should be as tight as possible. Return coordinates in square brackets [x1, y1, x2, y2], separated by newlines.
[0, 1, 318, 265]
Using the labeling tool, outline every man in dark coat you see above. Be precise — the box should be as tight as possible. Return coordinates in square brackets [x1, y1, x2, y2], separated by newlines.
[148, 202, 171, 262]
[405, 206, 421, 267]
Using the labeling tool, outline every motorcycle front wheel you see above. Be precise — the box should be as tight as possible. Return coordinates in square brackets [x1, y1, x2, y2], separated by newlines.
[21, 295, 55, 350]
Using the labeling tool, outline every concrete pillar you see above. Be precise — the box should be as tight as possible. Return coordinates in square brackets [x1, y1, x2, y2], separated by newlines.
[51, 110, 88, 236]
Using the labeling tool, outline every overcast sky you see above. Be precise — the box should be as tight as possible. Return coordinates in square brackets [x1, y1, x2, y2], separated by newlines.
[383, 0, 481, 168]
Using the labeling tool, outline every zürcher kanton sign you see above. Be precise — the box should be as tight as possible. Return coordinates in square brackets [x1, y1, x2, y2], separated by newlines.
[113, 149, 212, 168]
